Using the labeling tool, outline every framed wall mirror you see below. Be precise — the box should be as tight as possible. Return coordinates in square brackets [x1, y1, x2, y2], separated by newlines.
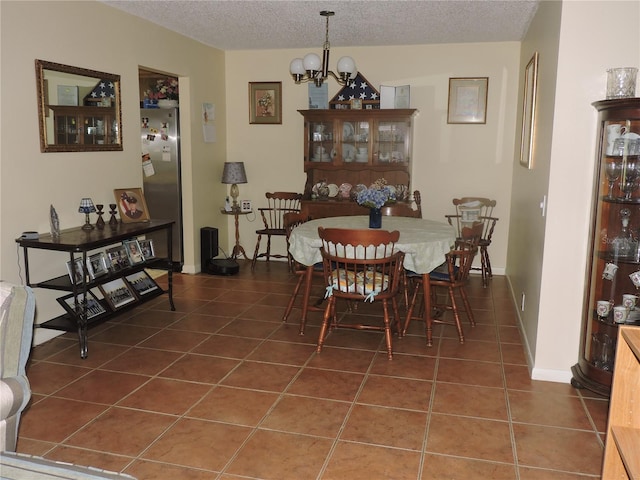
[35, 59, 123, 153]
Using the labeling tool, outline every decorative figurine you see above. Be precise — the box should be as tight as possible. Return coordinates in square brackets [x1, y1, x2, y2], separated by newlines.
[50, 204, 60, 239]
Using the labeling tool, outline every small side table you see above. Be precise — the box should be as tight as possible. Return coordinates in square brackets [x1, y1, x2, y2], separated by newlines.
[220, 208, 251, 259]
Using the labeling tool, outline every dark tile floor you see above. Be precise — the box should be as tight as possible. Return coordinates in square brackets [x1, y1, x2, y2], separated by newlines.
[17, 261, 607, 479]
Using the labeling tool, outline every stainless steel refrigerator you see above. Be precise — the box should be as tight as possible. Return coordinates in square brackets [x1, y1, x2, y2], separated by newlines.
[140, 108, 183, 269]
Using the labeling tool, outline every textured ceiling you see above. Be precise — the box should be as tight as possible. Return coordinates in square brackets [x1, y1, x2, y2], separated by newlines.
[101, 0, 540, 50]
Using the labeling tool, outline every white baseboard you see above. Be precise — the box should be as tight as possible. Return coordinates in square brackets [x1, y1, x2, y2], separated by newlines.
[531, 367, 573, 384]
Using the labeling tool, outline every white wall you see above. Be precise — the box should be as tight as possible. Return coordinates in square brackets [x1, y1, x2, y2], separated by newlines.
[508, 0, 640, 382]
[1, 1, 227, 343]
[225, 43, 520, 272]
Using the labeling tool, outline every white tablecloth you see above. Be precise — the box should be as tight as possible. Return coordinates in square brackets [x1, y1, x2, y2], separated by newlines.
[288, 216, 456, 274]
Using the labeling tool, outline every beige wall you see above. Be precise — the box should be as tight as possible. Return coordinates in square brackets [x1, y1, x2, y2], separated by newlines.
[225, 43, 520, 271]
[509, 0, 640, 382]
[1, 1, 227, 343]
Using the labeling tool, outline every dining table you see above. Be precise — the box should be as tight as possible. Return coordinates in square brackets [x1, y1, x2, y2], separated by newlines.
[287, 215, 456, 344]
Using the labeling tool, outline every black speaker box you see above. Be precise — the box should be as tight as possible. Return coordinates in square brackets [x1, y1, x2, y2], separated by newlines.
[200, 227, 218, 273]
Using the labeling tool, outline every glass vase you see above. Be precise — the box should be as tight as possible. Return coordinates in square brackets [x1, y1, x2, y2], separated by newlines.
[369, 208, 382, 229]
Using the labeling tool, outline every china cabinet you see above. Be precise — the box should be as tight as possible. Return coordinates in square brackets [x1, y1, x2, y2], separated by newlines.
[572, 98, 640, 396]
[49, 105, 118, 146]
[299, 109, 417, 218]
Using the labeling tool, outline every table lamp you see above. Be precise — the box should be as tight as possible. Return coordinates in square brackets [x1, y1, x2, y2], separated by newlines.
[78, 198, 96, 230]
[221, 162, 248, 210]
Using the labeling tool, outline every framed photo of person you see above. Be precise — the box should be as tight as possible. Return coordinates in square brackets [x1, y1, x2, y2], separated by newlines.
[87, 252, 109, 280]
[138, 239, 155, 260]
[57, 291, 107, 320]
[66, 258, 87, 285]
[106, 245, 130, 272]
[99, 278, 137, 310]
[113, 188, 150, 223]
[125, 270, 160, 297]
[123, 239, 145, 265]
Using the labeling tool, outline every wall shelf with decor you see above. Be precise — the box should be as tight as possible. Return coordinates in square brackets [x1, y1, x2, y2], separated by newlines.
[299, 109, 417, 218]
[16, 220, 175, 359]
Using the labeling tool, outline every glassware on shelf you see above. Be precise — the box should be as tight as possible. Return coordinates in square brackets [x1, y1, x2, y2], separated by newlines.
[606, 160, 621, 199]
[611, 208, 637, 258]
[591, 332, 615, 371]
[620, 159, 639, 200]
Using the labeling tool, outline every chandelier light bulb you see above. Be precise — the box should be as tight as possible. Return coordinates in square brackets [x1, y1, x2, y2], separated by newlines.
[337, 56, 356, 75]
[289, 58, 305, 75]
[303, 53, 322, 72]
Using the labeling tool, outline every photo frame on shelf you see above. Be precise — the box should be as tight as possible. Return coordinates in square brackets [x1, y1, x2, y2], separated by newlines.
[106, 245, 130, 272]
[113, 188, 150, 223]
[125, 270, 160, 297]
[249, 82, 282, 124]
[447, 77, 488, 124]
[66, 258, 87, 285]
[123, 239, 145, 265]
[57, 291, 108, 320]
[99, 277, 137, 310]
[138, 239, 155, 260]
[87, 252, 109, 280]
[519, 52, 539, 169]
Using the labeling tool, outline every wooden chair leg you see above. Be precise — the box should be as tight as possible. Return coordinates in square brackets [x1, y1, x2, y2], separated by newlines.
[265, 235, 272, 264]
[317, 297, 334, 353]
[251, 234, 262, 271]
[459, 286, 476, 327]
[381, 299, 393, 360]
[447, 286, 465, 344]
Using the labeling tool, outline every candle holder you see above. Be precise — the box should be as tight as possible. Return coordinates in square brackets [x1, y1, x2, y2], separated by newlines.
[95, 204, 105, 230]
[108, 203, 119, 229]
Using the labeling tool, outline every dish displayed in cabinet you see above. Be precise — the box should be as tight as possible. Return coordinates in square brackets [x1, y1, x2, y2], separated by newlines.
[342, 144, 356, 162]
[343, 122, 355, 140]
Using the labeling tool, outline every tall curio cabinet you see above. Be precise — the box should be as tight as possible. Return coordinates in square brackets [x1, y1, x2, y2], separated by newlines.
[572, 98, 640, 396]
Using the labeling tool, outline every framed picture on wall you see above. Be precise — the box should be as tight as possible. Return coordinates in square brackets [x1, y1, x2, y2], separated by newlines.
[447, 77, 488, 124]
[249, 82, 282, 124]
[520, 52, 539, 169]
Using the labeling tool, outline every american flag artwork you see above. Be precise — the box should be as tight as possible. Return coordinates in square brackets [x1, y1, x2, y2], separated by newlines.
[84, 80, 116, 105]
[330, 73, 380, 109]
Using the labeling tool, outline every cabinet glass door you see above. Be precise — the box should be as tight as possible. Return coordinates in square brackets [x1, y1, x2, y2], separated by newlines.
[375, 120, 409, 165]
[55, 114, 78, 145]
[341, 120, 370, 164]
[83, 115, 108, 145]
[308, 120, 335, 163]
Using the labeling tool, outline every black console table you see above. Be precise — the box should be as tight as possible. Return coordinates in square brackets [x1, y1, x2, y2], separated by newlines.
[16, 220, 175, 358]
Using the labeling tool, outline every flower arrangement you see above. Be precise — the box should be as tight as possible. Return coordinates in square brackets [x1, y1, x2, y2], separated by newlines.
[356, 178, 396, 209]
[145, 77, 179, 101]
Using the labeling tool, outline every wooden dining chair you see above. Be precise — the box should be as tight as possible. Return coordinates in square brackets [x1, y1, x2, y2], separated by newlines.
[282, 212, 324, 334]
[380, 189, 422, 310]
[403, 222, 482, 346]
[251, 192, 303, 272]
[381, 190, 422, 218]
[446, 197, 497, 287]
[317, 227, 405, 359]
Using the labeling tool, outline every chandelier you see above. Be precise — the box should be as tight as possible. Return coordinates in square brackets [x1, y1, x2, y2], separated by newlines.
[289, 11, 357, 87]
